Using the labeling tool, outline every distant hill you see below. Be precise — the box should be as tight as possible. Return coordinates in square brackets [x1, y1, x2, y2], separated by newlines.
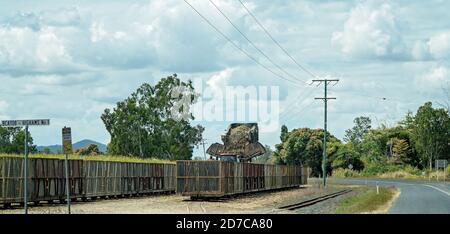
[36, 139, 107, 153]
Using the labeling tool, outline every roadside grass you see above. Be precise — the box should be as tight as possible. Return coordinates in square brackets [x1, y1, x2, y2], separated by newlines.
[0, 153, 174, 164]
[332, 167, 449, 181]
[334, 186, 397, 214]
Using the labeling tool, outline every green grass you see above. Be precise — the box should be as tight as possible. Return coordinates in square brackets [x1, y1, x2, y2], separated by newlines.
[0, 153, 174, 164]
[334, 186, 397, 214]
[332, 167, 450, 181]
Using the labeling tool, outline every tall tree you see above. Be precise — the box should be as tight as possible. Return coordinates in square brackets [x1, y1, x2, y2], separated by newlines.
[280, 125, 288, 142]
[412, 102, 450, 169]
[101, 74, 204, 160]
[344, 116, 372, 148]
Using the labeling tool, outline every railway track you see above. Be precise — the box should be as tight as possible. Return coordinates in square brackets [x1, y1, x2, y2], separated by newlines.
[279, 189, 352, 211]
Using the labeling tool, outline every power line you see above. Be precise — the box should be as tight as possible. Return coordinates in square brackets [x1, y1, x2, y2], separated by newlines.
[281, 99, 316, 123]
[208, 0, 307, 84]
[288, 87, 317, 107]
[183, 0, 305, 88]
[238, 0, 317, 79]
[281, 87, 318, 118]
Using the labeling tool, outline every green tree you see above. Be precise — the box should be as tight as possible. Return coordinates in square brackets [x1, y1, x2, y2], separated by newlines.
[280, 125, 288, 142]
[360, 125, 420, 168]
[412, 102, 450, 169]
[42, 147, 52, 154]
[344, 116, 372, 148]
[332, 143, 364, 171]
[101, 74, 204, 160]
[274, 127, 340, 177]
[0, 126, 36, 154]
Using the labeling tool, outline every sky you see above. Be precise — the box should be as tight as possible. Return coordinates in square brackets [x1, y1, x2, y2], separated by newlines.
[0, 0, 449, 156]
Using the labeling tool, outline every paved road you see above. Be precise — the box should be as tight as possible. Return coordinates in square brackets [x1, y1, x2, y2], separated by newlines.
[329, 178, 450, 214]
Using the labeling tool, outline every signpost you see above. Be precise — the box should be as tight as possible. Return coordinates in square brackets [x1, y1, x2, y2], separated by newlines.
[0, 119, 50, 214]
[62, 127, 73, 214]
[435, 159, 448, 182]
[1, 119, 50, 127]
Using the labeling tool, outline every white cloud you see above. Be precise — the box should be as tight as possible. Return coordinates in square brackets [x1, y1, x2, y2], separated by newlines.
[39, 7, 82, 27]
[36, 28, 70, 64]
[207, 68, 234, 94]
[0, 26, 75, 73]
[0, 100, 8, 111]
[332, 1, 407, 59]
[428, 32, 450, 59]
[0, 0, 449, 147]
[83, 86, 122, 104]
[412, 40, 432, 60]
[415, 66, 449, 90]
[89, 22, 107, 43]
[19, 84, 55, 96]
[32, 73, 98, 86]
[414, 31, 450, 60]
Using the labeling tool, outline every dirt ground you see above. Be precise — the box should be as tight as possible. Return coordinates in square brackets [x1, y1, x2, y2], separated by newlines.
[0, 185, 347, 214]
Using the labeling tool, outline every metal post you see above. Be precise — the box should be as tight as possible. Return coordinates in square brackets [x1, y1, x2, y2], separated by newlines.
[23, 125, 28, 214]
[201, 139, 207, 160]
[436, 166, 439, 182]
[65, 153, 71, 214]
[429, 158, 432, 181]
[323, 82, 327, 187]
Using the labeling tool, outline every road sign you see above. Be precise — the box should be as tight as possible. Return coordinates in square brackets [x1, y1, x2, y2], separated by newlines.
[1, 119, 50, 127]
[62, 127, 73, 154]
[435, 159, 448, 169]
[435, 160, 448, 182]
[62, 127, 72, 214]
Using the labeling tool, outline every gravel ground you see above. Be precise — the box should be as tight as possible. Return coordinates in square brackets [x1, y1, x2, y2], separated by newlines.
[294, 187, 361, 214]
[0, 184, 361, 214]
[0, 187, 315, 214]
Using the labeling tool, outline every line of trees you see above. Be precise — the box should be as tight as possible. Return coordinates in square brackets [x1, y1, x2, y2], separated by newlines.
[273, 101, 450, 176]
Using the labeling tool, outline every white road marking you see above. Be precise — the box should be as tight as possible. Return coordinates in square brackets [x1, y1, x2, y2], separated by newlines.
[332, 178, 450, 197]
[423, 184, 450, 197]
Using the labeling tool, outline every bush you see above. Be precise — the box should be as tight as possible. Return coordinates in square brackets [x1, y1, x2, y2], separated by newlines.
[333, 163, 425, 179]
[75, 144, 102, 156]
[332, 168, 362, 178]
[402, 165, 421, 176]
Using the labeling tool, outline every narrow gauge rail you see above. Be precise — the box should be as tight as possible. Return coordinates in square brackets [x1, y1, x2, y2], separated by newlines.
[176, 160, 308, 199]
[0, 157, 176, 207]
[279, 189, 352, 210]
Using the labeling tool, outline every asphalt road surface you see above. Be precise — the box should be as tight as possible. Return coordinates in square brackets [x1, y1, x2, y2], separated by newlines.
[329, 178, 450, 214]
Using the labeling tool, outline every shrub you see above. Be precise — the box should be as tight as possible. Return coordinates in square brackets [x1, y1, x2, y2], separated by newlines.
[75, 144, 102, 156]
[331, 168, 362, 177]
